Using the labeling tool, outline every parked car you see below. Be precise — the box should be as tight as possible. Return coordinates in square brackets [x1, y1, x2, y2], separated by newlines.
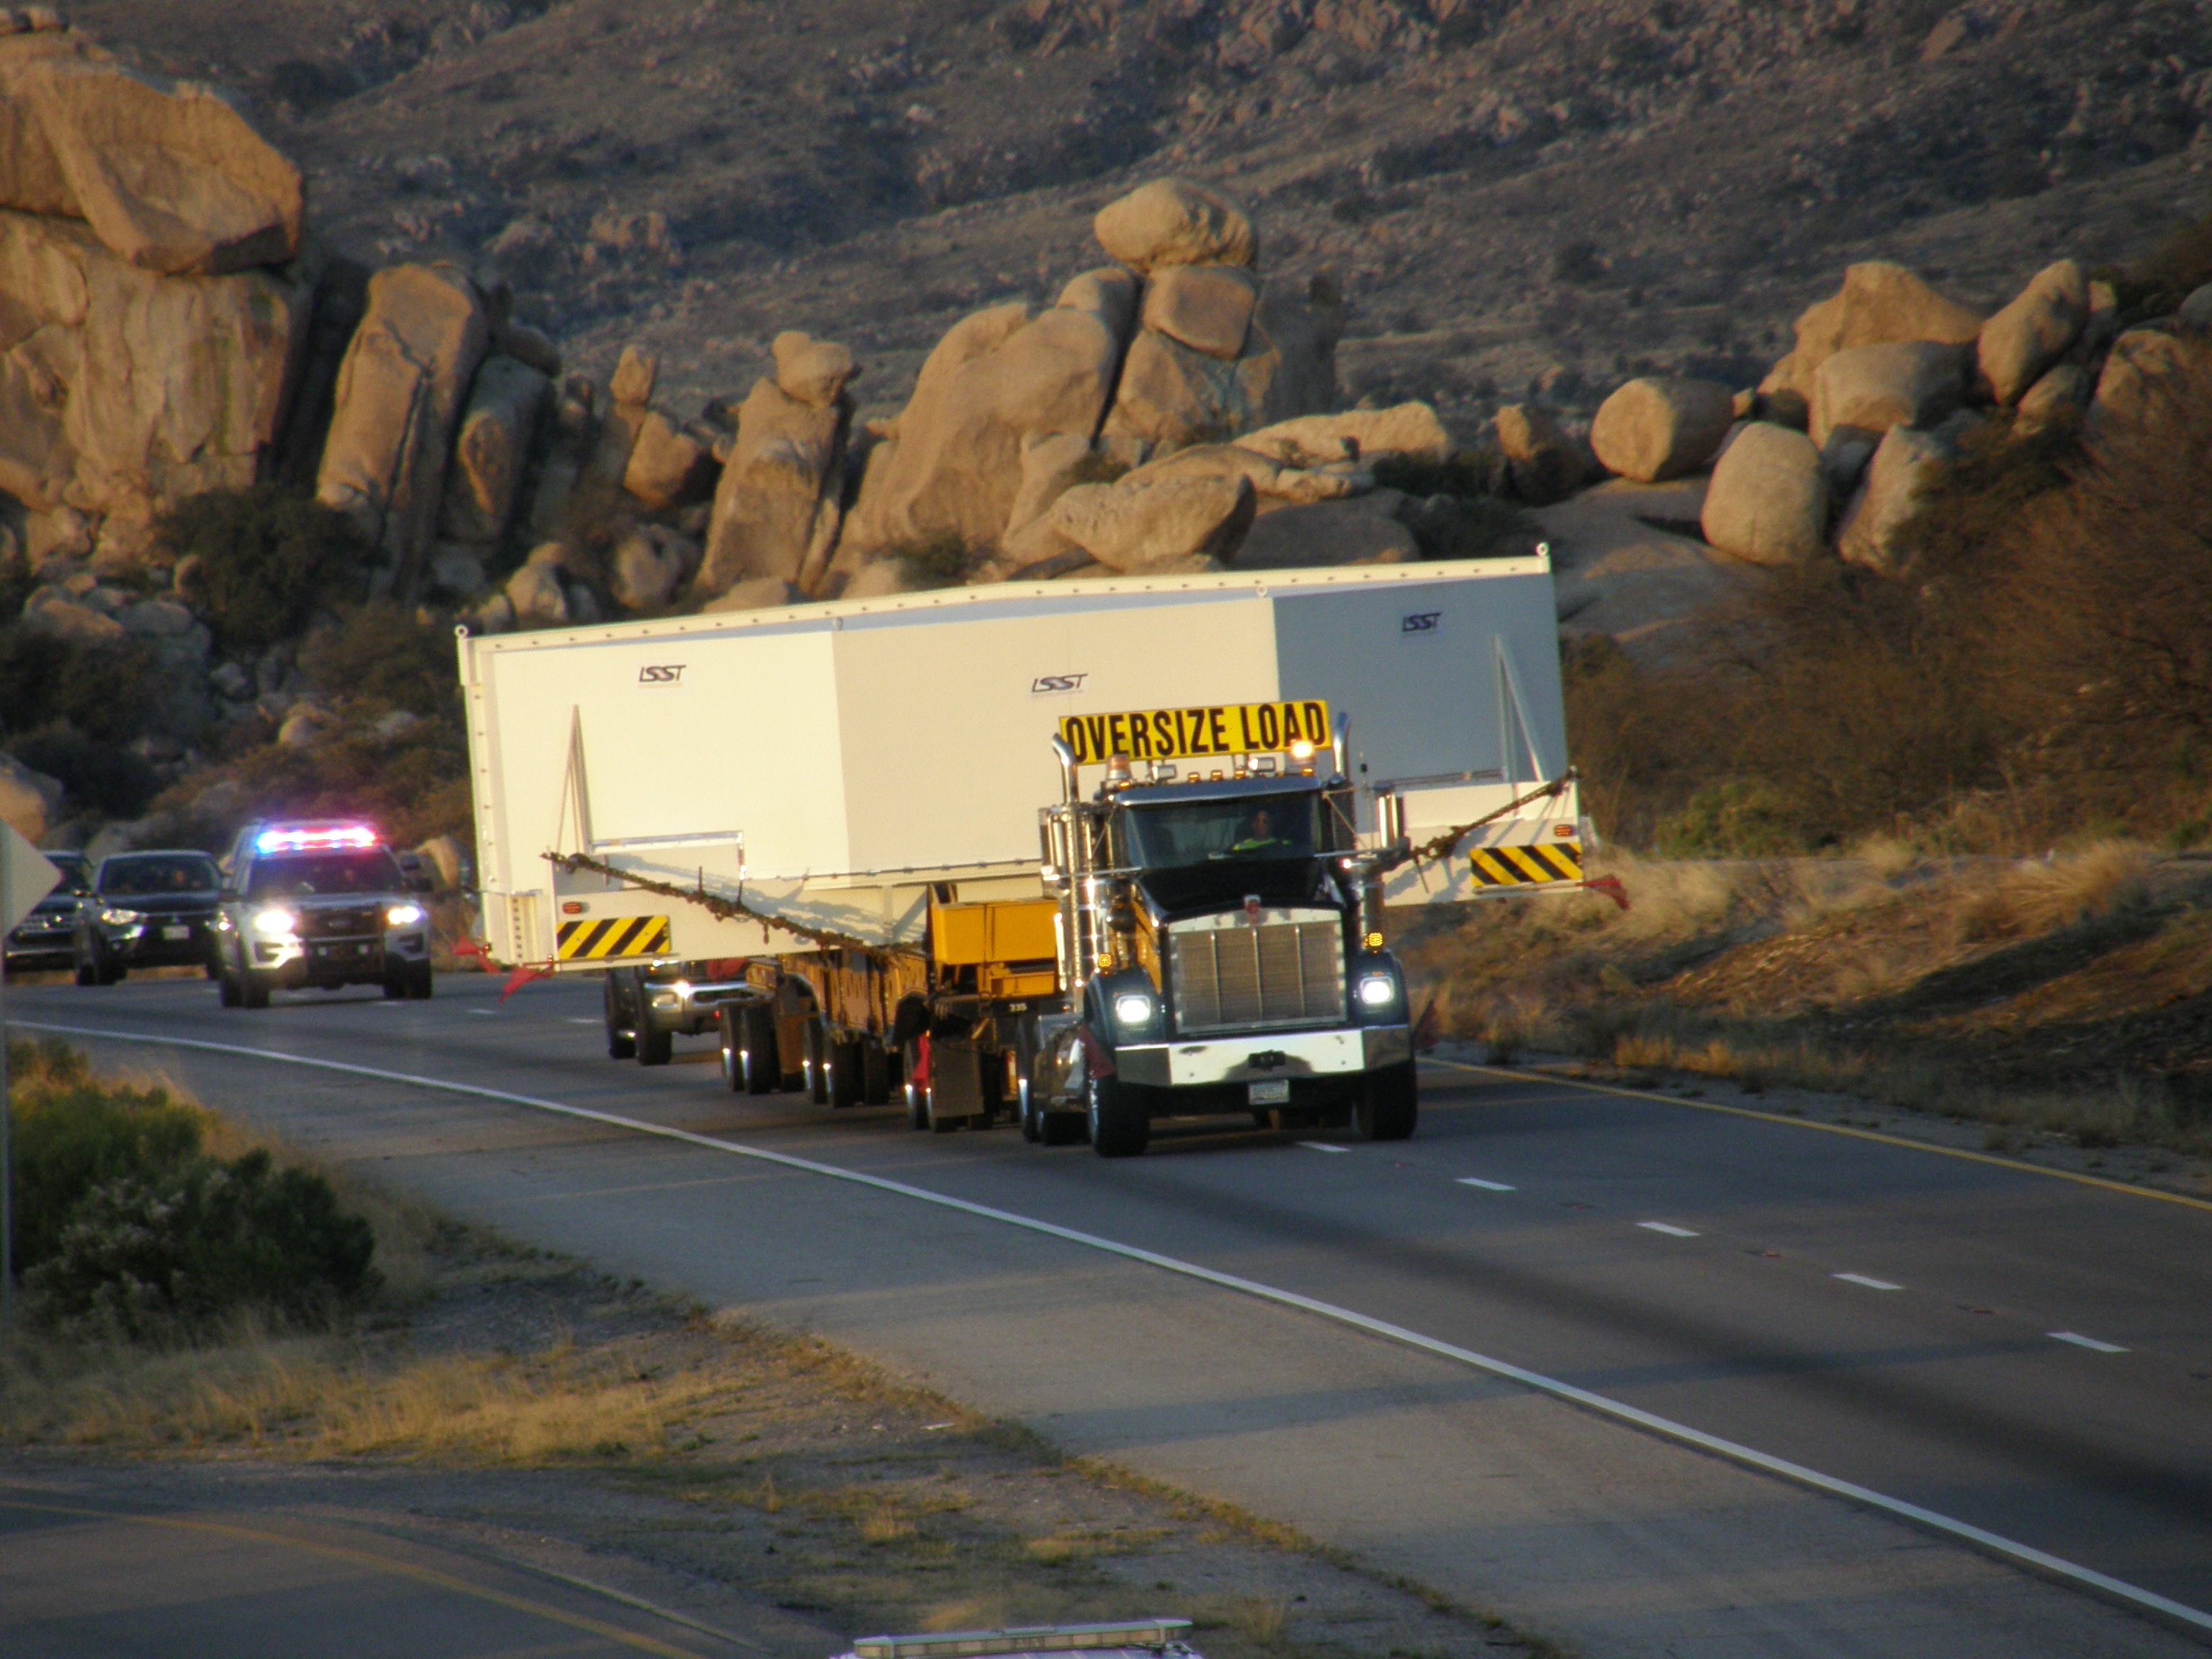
[73, 849, 225, 985]
[4, 850, 94, 976]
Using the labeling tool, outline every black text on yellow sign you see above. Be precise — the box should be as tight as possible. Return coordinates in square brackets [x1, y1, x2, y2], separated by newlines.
[1058, 700, 1332, 765]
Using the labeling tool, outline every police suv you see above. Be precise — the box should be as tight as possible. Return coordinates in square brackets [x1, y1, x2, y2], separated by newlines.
[212, 822, 436, 1006]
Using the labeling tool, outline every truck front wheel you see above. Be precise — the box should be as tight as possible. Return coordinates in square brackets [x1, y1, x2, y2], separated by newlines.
[636, 1016, 674, 1066]
[1356, 1062, 1419, 1142]
[603, 972, 637, 1059]
[1086, 1069, 1150, 1159]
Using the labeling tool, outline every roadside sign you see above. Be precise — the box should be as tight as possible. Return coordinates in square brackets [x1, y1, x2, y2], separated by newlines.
[1, 822, 60, 933]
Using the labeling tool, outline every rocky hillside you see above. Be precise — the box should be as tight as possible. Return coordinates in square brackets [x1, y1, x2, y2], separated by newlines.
[58, 0, 2212, 426]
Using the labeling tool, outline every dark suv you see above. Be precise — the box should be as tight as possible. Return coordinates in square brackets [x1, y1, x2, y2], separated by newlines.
[6, 850, 93, 975]
[212, 822, 435, 1006]
[73, 850, 225, 985]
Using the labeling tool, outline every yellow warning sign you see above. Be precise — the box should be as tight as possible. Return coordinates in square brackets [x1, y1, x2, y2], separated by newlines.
[1470, 842, 1583, 888]
[556, 914, 673, 961]
[1057, 700, 1331, 765]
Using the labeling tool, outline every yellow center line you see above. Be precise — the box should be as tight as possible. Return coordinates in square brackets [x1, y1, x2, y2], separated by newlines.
[1421, 1056, 2212, 1215]
[0, 1498, 718, 1658]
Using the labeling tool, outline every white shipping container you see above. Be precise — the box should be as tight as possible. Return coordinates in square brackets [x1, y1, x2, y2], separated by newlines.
[459, 557, 1580, 968]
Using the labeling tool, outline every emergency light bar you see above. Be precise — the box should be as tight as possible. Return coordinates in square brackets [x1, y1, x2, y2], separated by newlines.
[255, 824, 380, 854]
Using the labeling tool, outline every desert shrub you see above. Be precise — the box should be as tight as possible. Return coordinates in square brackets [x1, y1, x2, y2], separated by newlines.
[157, 718, 471, 852]
[158, 485, 369, 653]
[6, 727, 158, 818]
[1888, 412, 2081, 577]
[299, 602, 459, 719]
[27, 1149, 379, 1341]
[1371, 449, 1507, 499]
[0, 626, 158, 744]
[1653, 781, 1803, 857]
[887, 533, 974, 587]
[1411, 493, 1534, 559]
[5, 1039, 207, 1274]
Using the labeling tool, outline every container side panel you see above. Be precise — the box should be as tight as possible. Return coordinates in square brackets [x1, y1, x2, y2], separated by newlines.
[831, 590, 1282, 875]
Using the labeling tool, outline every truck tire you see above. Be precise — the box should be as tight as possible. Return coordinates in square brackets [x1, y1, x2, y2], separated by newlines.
[1018, 1068, 1041, 1143]
[409, 962, 435, 999]
[737, 1001, 779, 1094]
[903, 1040, 928, 1130]
[218, 950, 243, 1008]
[860, 1040, 892, 1106]
[803, 1019, 832, 1105]
[239, 966, 270, 1010]
[1355, 1062, 1419, 1142]
[1086, 1068, 1150, 1159]
[382, 971, 408, 1000]
[830, 1037, 864, 1109]
[636, 1017, 674, 1066]
[603, 973, 636, 1060]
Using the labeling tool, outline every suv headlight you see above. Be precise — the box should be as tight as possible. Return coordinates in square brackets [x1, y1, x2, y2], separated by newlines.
[251, 907, 299, 937]
[1113, 990, 1156, 1028]
[99, 907, 144, 926]
[1356, 974, 1398, 1009]
[385, 902, 426, 927]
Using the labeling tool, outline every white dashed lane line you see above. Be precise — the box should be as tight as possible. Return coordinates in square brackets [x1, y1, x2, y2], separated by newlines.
[465, 1008, 498, 1016]
[1456, 1177, 1516, 1192]
[1834, 1273, 1905, 1291]
[1637, 1221, 1700, 1238]
[1298, 1141, 1349, 1154]
[2049, 1331, 2131, 1354]
[566, 1017, 600, 1026]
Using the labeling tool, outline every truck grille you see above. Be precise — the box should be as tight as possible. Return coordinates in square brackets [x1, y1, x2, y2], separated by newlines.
[1169, 918, 1345, 1035]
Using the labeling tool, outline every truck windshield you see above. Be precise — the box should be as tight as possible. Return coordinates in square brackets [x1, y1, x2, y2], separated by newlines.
[1120, 794, 1321, 869]
[248, 850, 403, 898]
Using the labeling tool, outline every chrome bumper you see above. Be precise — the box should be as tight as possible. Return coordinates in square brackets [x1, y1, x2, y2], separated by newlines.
[1115, 1024, 1411, 1089]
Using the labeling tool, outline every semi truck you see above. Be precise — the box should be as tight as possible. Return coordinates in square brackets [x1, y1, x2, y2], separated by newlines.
[458, 556, 1585, 1155]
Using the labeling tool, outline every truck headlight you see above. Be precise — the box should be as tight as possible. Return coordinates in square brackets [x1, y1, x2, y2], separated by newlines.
[1113, 991, 1155, 1028]
[252, 907, 299, 937]
[1356, 974, 1398, 1009]
[385, 902, 426, 927]
[99, 907, 143, 926]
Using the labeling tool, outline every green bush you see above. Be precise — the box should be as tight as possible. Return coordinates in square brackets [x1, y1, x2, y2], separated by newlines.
[299, 602, 459, 719]
[888, 534, 974, 587]
[7, 727, 158, 818]
[1653, 781, 1804, 858]
[0, 626, 158, 745]
[1371, 449, 1508, 499]
[6, 1040, 380, 1341]
[27, 1148, 378, 1340]
[158, 485, 369, 653]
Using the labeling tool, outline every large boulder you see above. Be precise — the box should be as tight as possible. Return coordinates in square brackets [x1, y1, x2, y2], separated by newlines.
[438, 354, 550, 545]
[1231, 491, 1419, 569]
[1141, 264, 1258, 359]
[20, 582, 126, 642]
[696, 374, 850, 593]
[1057, 266, 1141, 338]
[1102, 282, 1339, 451]
[1809, 341, 1964, 446]
[2015, 361, 2093, 435]
[1094, 179, 1256, 273]
[0, 750, 63, 843]
[610, 526, 698, 611]
[0, 30, 303, 276]
[621, 411, 716, 511]
[2088, 329, 2210, 437]
[1240, 403, 1451, 467]
[1537, 477, 1763, 663]
[1977, 260, 2087, 406]
[772, 330, 858, 407]
[0, 208, 312, 516]
[1494, 404, 1583, 504]
[1701, 423, 1828, 565]
[1835, 423, 1954, 575]
[842, 302, 1123, 560]
[1763, 261, 1984, 403]
[1119, 441, 1359, 507]
[1589, 377, 1735, 482]
[315, 263, 490, 590]
[1046, 474, 1254, 571]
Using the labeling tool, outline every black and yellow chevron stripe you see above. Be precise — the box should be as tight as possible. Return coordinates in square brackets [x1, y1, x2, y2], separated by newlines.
[555, 914, 672, 961]
[1470, 840, 1583, 888]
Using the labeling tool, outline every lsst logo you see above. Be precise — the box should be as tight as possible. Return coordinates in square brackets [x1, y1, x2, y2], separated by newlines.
[1031, 673, 1089, 695]
[638, 664, 685, 685]
[1401, 611, 1442, 636]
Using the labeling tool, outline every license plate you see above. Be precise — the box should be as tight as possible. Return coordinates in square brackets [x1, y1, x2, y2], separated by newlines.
[1247, 1079, 1290, 1105]
[162, 925, 190, 941]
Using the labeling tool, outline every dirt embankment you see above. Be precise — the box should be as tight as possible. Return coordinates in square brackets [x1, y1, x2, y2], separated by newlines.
[1398, 843, 2212, 1168]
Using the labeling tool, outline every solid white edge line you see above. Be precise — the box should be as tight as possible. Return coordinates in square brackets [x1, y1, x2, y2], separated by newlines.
[1834, 1273, 1905, 1290]
[14, 1017, 2211, 1641]
[1636, 1222, 1699, 1238]
[1455, 1177, 1516, 1192]
[2049, 1331, 2131, 1354]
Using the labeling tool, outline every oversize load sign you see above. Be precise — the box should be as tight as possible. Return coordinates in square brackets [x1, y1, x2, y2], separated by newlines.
[1058, 700, 1331, 764]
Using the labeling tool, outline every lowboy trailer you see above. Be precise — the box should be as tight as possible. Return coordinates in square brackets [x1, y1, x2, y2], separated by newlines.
[459, 555, 1586, 1155]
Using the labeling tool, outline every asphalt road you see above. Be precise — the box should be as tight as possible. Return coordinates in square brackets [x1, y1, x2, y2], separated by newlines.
[9, 969, 2212, 1659]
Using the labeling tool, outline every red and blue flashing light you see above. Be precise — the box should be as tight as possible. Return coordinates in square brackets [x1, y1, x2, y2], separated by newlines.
[254, 824, 381, 855]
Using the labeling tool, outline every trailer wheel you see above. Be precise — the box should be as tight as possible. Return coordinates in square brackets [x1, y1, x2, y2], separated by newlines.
[738, 1001, 779, 1094]
[827, 1036, 863, 1108]
[860, 1040, 892, 1105]
[1086, 1068, 1150, 1159]
[603, 972, 637, 1060]
[718, 1006, 745, 1092]
[1018, 1068, 1041, 1143]
[803, 1018, 832, 1104]
[636, 1017, 674, 1066]
[1355, 1061, 1419, 1142]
